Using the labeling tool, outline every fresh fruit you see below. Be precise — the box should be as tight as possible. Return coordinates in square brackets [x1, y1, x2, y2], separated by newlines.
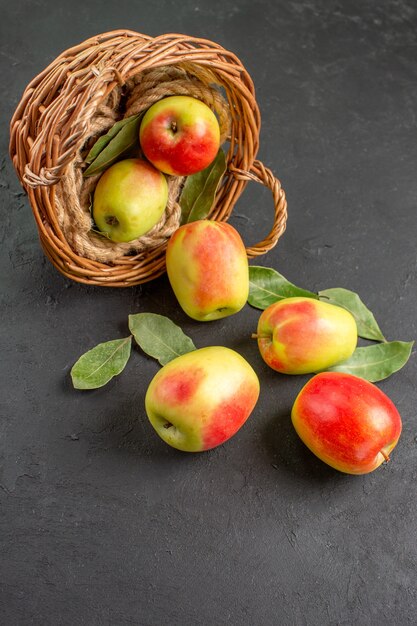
[92, 158, 168, 242]
[166, 220, 249, 321]
[255, 297, 357, 374]
[139, 95, 220, 176]
[291, 372, 402, 474]
[145, 346, 260, 452]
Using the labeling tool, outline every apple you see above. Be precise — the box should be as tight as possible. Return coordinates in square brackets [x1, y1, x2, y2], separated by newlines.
[145, 346, 260, 452]
[92, 158, 168, 242]
[255, 297, 357, 374]
[139, 95, 220, 176]
[291, 372, 402, 474]
[166, 220, 249, 321]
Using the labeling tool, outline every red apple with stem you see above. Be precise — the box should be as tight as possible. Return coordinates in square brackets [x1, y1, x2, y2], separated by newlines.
[139, 95, 221, 176]
[291, 372, 402, 474]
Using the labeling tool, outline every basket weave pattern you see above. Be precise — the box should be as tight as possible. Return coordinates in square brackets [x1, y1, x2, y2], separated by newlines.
[10, 30, 287, 287]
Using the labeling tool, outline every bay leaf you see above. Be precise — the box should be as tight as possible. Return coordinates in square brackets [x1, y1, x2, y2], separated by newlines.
[179, 148, 226, 224]
[319, 287, 386, 341]
[248, 266, 318, 310]
[128, 313, 196, 366]
[324, 341, 414, 382]
[85, 114, 141, 164]
[83, 114, 142, 177]
[71, 336, 132, 390]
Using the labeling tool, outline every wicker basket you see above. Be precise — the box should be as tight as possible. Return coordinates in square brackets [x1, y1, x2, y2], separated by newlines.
[9, 30, 287, 287]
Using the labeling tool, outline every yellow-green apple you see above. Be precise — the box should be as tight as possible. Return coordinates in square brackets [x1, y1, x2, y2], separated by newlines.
[145, 346, 260, 452]
[291, 372, 402, 474]
[139, 95, 220, 176]
[92, 158, 168, 242]
[255, 297, 357, 374]
[166, 220, 249, 321]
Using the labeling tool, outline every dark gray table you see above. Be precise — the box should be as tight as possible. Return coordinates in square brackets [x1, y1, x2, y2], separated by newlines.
[1, 1, 416, 624]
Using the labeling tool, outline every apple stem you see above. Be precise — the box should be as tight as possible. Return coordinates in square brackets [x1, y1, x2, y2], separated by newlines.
[170, 121, 178, 134]
[251, 333, 269, 339]
[380, 450, 390, 462]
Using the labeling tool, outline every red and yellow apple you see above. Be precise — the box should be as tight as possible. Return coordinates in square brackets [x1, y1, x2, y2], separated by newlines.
[93, 158, 168, 242]
[255, 297, 357, 374]
[139, 95, 220, 176]
[291, 372, 402, 474]
[166, 220, 249, 321]
[145, 346, 260, 452]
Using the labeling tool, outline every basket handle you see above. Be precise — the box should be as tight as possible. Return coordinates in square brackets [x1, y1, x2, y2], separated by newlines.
[229, 160, 288, 257]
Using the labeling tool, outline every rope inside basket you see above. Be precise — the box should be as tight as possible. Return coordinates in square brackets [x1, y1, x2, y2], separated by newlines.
[55, 65, 232, 263]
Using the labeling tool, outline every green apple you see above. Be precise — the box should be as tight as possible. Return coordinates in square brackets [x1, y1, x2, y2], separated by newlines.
[139, 95, 221, 176]
[92, 158, 168, 242]
[145, 346, 260, 452]
[166, 220, 249, 321]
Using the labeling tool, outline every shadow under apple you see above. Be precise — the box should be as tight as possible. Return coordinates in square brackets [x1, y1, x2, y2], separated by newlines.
[262, 405, 350, 486]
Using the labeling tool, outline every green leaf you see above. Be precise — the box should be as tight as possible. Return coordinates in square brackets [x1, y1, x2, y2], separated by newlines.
[248, 266, 318, 310]
[179, 148, 226, 224]
[319, 288, 386, 341]
[128, 313, 196, 366]
[71, 337, 132, 389]
[324, 341, 414, 382]
[85, 114, 141, 164]
[83, 114, 142, 177]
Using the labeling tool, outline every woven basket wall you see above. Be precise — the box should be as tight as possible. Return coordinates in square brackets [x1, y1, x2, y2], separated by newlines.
[9, 30, 287, 287]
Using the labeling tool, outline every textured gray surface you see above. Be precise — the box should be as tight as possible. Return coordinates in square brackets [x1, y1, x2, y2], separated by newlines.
[1, 1, 416, 624]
